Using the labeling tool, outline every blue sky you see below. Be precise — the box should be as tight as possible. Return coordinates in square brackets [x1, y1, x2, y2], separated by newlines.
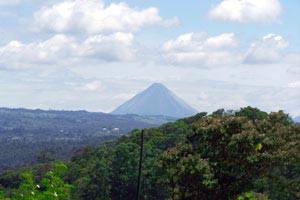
[0, 0, 299, 116]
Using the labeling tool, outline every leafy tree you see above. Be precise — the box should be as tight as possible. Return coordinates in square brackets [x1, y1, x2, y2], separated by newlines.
[110, 142, 140, 200]
[235, 106, 268, 122]
[158, 144, 216, 199]
[252, 112, 300, 199]
[1, 163, 73, 200]
[159, 112, 300, 199]
[181, 112, 207, 124]
[0, 170, 23, 189]
[212, 108, 226, 116]
[67, 146, 113, 200]
[237, 192, 269, 200]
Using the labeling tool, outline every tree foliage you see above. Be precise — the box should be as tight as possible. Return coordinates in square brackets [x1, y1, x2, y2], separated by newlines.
[0, 163, 73, 200]
[1, 107, 300, 200]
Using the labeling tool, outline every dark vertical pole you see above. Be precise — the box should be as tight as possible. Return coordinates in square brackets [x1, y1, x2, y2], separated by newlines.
[136, 129, 144, 200]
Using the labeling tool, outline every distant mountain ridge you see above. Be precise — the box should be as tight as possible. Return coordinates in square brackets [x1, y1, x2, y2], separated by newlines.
[111, 83, 198, 118]
[0, 107, 176, 171]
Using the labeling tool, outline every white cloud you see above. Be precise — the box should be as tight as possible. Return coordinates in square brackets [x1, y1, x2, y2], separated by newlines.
[161, 32, 294, 68]
[288, 81, 300, 88]
[80, 32, 135, 61]
[82, 81, 102, 91]
[244, 34, 289, 64]
[0, 35, 76, 68]
[0, 32, 135, 69]
[34, 0, 178, 34]
[209, 0, 282, 23]
[162, 32, 241, 67]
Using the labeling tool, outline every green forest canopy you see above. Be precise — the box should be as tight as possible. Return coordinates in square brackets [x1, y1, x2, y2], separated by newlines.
[1, 107, 300, 200]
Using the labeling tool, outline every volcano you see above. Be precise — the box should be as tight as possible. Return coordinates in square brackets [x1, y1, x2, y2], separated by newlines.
[111, 83, 198, 118]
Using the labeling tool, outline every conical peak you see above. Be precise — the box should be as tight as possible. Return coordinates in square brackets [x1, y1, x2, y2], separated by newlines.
[150, 82, 165, 87]
[111, 83, 198, 118]
[147, 83, 168, 91]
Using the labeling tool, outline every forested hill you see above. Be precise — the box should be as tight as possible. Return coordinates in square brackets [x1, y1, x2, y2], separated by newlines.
[1, 107, 300, 200]
[0, 107, 176, 171]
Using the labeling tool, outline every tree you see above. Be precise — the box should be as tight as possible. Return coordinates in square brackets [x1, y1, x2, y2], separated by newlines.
[1, 163, 73, 200]
[69, 147, 113, 200]
[110, 142, 140, 200]
[235, 106, 268, 122]
[159, 112, 300, 199]
[158, 144, 216, 200]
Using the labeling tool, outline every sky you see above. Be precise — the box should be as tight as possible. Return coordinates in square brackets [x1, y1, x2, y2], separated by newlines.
[0, 0, 300, 116]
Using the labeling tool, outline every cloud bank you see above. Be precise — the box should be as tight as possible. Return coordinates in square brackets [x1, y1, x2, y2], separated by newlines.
[0, 33, 135, 69]
[162, 32, 293, 68]
[34, 0, 179, 34]
[162, 32, 240, 66]
[209, 0, 282, 23]
[244, 34, 289, 64]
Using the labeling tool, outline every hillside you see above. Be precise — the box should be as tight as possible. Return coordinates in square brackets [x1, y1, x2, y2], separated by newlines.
[0, 107, 176, 171]
[1, 107, 300, 200]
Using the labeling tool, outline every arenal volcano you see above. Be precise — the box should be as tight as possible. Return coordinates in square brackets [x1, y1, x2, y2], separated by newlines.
[111, 83, 198, 118]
